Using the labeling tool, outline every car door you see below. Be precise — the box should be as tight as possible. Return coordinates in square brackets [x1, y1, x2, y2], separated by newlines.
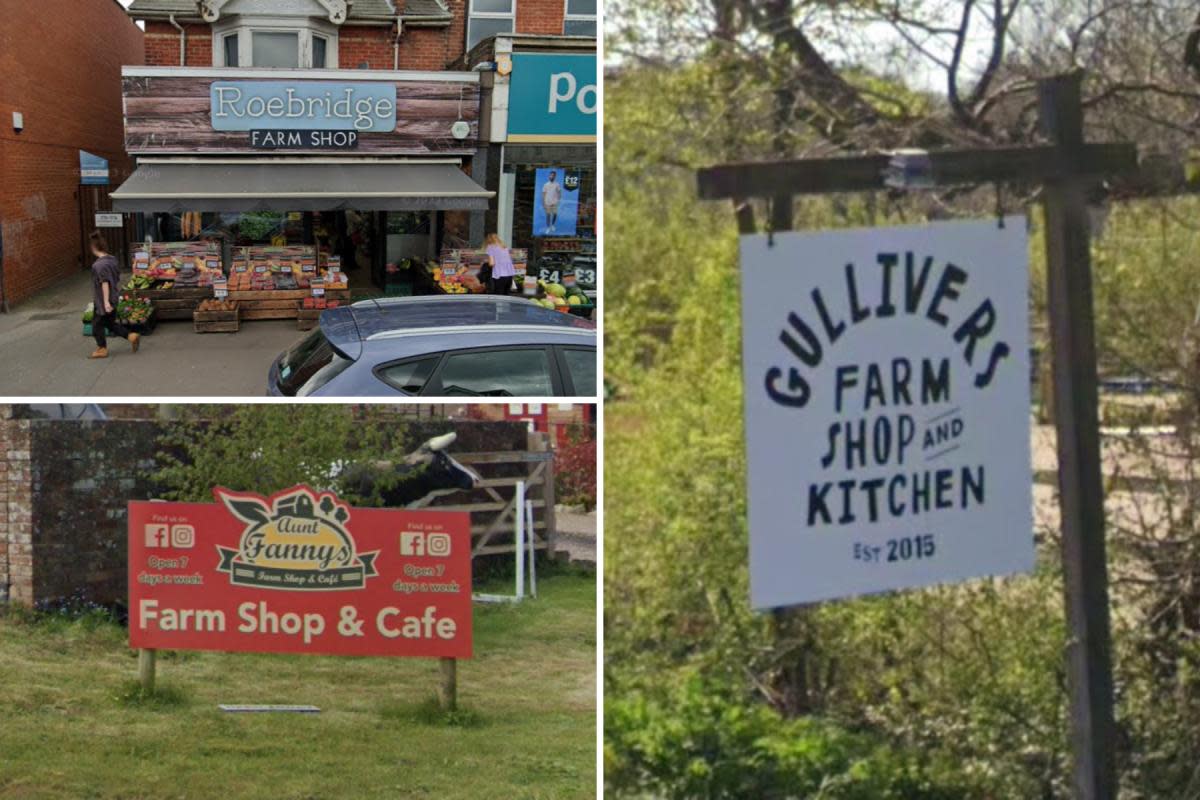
[553, 346, 597, 396]
[422, 345, 563, 397]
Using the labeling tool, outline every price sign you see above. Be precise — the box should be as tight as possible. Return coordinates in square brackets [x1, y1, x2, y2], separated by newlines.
[538, 268, 561, 283]
[254, 265, 268, 274]
[562, 271, 577, 288]
[523, 276, 539, 296]
[234, 264, 248, 273]
[214, 287, 229, 299]
[574, 268, 597, 287]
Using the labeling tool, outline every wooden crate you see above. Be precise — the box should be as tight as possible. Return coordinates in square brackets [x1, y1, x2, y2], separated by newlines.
[230, 289, 352, 321]
[193, 306, 240, 333]
[297, 307, 321, 331]
[130, 287, 213, 320]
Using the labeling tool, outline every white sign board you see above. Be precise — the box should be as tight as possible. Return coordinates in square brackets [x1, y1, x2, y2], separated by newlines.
[94, 213, 123, 228]
[740, 217, 1034, 609]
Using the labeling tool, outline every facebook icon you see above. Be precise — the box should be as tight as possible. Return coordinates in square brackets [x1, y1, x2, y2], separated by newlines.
[144, 524, 169, 548]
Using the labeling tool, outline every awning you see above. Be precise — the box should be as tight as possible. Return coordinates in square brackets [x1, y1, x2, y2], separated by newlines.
[110, 160, 494, 213]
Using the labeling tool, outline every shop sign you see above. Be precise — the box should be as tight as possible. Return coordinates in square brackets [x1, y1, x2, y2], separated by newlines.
[250, 129, 359, 149]
[508, 54, 596, 141]
[80, 150, 109, 185]
[740, 218, 1034, 609]
[210, 81, 396, 132]
[94, 213, 123, 228]
[128, 485, 472, 658]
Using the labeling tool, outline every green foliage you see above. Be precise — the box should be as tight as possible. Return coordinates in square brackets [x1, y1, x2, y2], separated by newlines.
[604, 61, 1200, 800]
[154, 406, 406, 501]
[606, 674, 968, 799]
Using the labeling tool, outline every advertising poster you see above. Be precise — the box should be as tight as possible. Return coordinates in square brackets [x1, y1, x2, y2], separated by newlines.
[533, 168, 581, 237]
[739, 217, 1034, 609]
[128, 485, 472, 658]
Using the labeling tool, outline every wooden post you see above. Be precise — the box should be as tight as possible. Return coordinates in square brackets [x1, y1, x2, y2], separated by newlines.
[531, 432, 557, 554]
[438, 657, 457, 712]
[138, 648, 156, 693]
[1039, 72, 1117, 800]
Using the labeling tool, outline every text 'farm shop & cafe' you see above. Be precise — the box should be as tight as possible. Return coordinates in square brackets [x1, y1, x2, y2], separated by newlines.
[107, 44, 597, 304]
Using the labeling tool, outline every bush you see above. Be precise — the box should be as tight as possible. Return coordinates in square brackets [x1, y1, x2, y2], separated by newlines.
[606, 675, 967, 799]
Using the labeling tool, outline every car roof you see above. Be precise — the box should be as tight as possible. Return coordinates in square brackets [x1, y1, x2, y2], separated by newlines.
[321, 296, 595, 359]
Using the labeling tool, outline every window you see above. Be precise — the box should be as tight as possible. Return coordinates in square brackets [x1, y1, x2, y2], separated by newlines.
[276, 329, 352, 396]
[212, 21, 337, 68]
[312, 34, 328, 69]
[560, 348, 596, 395]
[223, 33, 239, 67]
[564, 0, 596, 35]
[376, 358, 439, 395]
[437, 348, 553, 396]
[253, 31, 300, 68]
[467, 0, 514, 51]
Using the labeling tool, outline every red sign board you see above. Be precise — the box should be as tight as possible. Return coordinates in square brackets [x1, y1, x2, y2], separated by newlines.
[128, 486, 472, 659]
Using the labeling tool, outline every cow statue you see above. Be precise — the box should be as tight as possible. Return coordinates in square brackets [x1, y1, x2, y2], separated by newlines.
[331, 432, 482, 508]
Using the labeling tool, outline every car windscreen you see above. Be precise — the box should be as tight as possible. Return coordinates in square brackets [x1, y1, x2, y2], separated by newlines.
[276, 329, 353, 397]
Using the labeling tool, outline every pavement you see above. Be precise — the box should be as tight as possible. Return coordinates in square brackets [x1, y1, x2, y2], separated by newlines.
[553, 506, 596, 568]
[0, 271, 309, 397]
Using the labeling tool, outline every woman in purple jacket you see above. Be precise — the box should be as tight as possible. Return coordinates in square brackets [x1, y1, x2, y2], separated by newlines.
[88, 230, 140, 359]
[485, 233, 516, 296]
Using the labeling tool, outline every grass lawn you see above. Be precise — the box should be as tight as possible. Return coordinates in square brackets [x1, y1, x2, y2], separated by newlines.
[0, 571, 596, 800]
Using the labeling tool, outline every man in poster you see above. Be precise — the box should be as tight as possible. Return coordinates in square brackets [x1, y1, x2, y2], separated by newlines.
[542, 171, 562, 234]
[533, 168, 580, 237]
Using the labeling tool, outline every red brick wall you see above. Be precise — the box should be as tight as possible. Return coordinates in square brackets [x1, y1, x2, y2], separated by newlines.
[338, 24, 396, 69]
[516, 0, 566, 35]
[144, 20, 213, 66]
[0, 0, 143, 307]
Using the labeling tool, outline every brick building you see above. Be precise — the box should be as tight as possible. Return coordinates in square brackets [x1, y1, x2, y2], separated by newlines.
[0, 0, 144, 307]
[105, 0, 595, 291]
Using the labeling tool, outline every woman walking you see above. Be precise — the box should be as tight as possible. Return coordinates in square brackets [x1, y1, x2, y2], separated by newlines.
[89, 230, 139, 359]
[484, 233, 516, 296]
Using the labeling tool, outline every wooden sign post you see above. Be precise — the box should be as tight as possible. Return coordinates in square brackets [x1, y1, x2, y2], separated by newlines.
[697, 72, 1134, 800]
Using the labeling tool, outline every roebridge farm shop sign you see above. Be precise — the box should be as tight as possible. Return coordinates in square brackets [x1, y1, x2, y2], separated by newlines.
[210, 81, 398, 149]
[741, 217, 1034, 609]
[128, 486, 471, 658]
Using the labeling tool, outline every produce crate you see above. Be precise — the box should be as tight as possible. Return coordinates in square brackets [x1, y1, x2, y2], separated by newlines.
[127, 287, 213, 321]
[567, 303, 595, 318]
[230, 289, 351, 320]
[297, 307, 322, 331]
[193, 306, 240, 333]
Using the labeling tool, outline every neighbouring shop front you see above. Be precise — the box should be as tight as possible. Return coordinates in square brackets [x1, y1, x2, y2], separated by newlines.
[470, 36, 597, 302]
[108, 66, 517, 331]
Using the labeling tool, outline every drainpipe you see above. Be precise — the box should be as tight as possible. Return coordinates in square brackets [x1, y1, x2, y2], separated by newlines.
[169, 14, 186, 66]
[393, 17, 403, 70]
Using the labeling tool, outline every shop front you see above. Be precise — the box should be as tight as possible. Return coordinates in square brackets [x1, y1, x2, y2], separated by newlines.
[470, 36, 597, 301]
[109, 66, 496, 328]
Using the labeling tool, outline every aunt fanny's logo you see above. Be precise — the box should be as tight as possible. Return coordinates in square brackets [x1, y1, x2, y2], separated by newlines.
[214, 486, 378, 591]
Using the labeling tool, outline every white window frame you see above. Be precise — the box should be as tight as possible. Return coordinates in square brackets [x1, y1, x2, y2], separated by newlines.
[466, 0, 515, 52]
[562, 0, 595, 36]
[211, 17, 339, 68]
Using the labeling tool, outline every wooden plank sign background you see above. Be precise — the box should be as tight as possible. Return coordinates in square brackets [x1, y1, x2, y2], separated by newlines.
[123, 72, 480, 156]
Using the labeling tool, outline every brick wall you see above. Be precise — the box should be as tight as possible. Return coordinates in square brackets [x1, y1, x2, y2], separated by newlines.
[0, 1, 143, 306]
[516, 0, 566, 35]
[143, 20, 213, 66]
[0, 406, 34, 604]
[0, 413, 536, 607]
[338, 24, 396, 69]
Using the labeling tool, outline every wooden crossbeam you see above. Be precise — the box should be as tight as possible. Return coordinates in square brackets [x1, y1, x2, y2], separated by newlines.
[697, 143, 1138, 201]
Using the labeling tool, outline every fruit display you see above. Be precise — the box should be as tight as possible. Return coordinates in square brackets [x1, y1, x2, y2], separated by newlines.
[530, 280, 591, 314]
[131, 242, 222, 286]
[229, 246, 349, 292]
[436, 248, 528, 294]
[197, 299, 239, 312]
